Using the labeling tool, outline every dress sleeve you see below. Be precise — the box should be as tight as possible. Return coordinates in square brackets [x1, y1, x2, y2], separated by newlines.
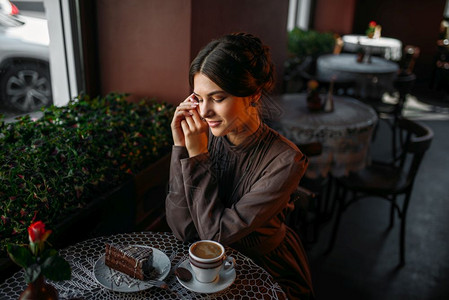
[165, 146, 198, 242]
[179, 148, 308, 245]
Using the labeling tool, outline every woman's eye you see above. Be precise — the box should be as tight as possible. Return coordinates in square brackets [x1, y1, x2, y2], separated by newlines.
[213, 98, 225, 103]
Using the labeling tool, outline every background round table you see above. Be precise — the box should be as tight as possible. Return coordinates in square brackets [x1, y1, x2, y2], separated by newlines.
[342, 34, 403, 61]
[316, 53, 399, 99]
[273, 93, 378, 179]
[0, 232, 287, 299]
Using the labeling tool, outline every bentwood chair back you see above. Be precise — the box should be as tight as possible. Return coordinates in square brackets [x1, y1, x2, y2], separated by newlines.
[370, 45, 421, 160]
[325, 117, 433, 266]
[288, 142, 331, 244]
[288, 186, 316, 239]
[399, 45, 421, 75]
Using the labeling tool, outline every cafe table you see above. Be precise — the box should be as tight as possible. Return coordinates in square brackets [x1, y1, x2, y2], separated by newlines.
[0, 232, 287, 299]
[342, 34, 403, 61]
[316, 53, 399, 99]
[272, 93, 378, 179]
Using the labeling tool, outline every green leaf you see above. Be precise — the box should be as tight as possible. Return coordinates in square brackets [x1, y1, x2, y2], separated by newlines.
[42, 255, 71, 281]
[6, 244, 33, 268]
[41, 248, 58, 259]
[0, 93, 174, 255]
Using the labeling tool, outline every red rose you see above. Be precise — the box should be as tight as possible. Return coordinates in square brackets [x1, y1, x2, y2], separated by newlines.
[28, 221, 51, 244]
[369, 21, 377, 27]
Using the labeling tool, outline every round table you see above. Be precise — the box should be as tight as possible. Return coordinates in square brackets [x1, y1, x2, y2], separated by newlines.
[273, 93, 378, 179]
[316, 53, 399, 99]
[342, 34, 403, 61]
[0, 232, 287, 299]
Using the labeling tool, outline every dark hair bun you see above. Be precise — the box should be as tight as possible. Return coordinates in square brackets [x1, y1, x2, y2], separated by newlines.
[189, 32, 275, 97]
[227, 33, 275, 93]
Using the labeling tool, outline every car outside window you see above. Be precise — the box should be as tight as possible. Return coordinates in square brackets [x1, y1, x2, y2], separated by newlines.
[0, 0, 51, 120]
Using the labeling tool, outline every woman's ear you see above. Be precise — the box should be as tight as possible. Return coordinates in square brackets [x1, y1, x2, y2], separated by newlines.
[243, 96, 253, 108]
[250, 92, 262, 107]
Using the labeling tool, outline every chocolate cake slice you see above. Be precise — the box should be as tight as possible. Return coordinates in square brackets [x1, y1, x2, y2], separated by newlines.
[105, 244, 154, 280]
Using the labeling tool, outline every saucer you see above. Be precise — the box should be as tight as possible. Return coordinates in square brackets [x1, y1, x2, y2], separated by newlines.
[93, 245, 170, 292]
[176, 259, 236, 294]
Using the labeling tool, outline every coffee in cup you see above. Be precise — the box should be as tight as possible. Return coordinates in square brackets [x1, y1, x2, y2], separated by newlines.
[190, 240, 222, 259]
[188, 240, 235, 283]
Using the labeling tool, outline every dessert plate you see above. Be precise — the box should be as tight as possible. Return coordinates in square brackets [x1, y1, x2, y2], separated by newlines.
[176, 259, 236, 294]
[93, 245, 170, 292]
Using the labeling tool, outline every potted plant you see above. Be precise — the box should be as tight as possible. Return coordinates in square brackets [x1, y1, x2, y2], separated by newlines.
[365, 21, 381, 38]
[287, 27, 336, 62]
[284, 27, 337, 93]
[0, 92, 175, 278]
[7, 220, 71, 299]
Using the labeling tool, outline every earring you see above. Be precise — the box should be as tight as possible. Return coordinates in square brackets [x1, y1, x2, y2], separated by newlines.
[250, 102, 257, 107]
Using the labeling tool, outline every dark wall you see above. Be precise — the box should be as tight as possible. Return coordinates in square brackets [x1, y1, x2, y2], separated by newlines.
[190, 0, 290, 94]
[96, 0, 192, 104]
[314, 0, 357, 34]
[95, 0, 289, 105]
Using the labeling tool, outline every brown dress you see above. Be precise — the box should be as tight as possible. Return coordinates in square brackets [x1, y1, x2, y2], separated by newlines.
[165, 123, 315, 299]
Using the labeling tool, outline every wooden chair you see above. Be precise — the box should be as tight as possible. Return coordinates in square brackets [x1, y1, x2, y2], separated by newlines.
[283, 56, 355, 96]
[325, 117, 433, 266]
[282, 56, 315, 93]
[288, 142, 333, 244]
[333, 35, 344, 55]
[399, 45, 420, 75]
[287, 185, 317, 242]
[371, 45, 420, 160]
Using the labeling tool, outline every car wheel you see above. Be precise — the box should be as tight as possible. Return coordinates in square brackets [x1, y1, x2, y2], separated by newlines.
[1, 62, 53, 112]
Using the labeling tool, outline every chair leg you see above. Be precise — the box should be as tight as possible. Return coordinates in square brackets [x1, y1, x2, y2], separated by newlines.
[399, 193, 412, 266]
[392, 117, 397, 161]
[325, 184, 346, 254]
[371, 117, 380, 142]
[312, 188, 323, 243]
[389, 195, 397, 229]
[322, 175, 337, 223]
[308, 175, 334, 244]
[399, 213, 406, 266]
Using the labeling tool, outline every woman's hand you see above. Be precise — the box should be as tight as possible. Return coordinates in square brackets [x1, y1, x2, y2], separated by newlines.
[171, 94, 209, 157]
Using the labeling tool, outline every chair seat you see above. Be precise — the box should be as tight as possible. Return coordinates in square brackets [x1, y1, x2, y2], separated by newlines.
[337, 163, 408, 195]
[370, 101, 397, 115]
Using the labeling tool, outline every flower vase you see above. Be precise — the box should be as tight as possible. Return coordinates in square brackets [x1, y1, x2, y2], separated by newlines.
[374, 25, 382, 39]
[324, 93, 334, 112]
[307, 92, 322, 112]
[19, 276, 58, 300]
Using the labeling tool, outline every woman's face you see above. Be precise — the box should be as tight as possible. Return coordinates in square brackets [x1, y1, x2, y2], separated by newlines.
[193, 73, 258, 144]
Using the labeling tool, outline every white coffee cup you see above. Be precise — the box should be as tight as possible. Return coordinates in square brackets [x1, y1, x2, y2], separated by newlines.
[188, 240, 235, 283]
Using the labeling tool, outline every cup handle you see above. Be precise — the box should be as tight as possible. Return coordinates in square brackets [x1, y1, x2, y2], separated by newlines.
[223, 256, 235, 272]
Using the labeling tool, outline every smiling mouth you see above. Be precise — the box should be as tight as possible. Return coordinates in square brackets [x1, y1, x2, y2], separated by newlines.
[207, 121, 221, 128]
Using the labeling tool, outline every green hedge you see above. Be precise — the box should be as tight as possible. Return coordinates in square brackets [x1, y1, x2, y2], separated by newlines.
[287, 27, 336, 60]
[0, 93, 175, 252]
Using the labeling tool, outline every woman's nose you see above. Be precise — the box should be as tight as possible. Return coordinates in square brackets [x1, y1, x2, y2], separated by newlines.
[199, 101, 213, 119]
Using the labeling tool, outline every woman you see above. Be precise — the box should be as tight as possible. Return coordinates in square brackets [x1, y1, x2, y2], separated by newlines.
[166, 32, 315, 299]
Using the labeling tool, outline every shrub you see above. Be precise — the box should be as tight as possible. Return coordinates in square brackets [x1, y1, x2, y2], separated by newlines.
[287, 27, 336, 60]
[0, 93, 174, 253]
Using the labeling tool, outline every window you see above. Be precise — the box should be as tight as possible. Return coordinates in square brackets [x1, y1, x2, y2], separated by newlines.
[0, 0, 82, 121]
[288, 0, 312, 31]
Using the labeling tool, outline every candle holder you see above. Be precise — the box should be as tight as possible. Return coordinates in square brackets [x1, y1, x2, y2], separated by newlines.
[306, 80, 323, 112]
